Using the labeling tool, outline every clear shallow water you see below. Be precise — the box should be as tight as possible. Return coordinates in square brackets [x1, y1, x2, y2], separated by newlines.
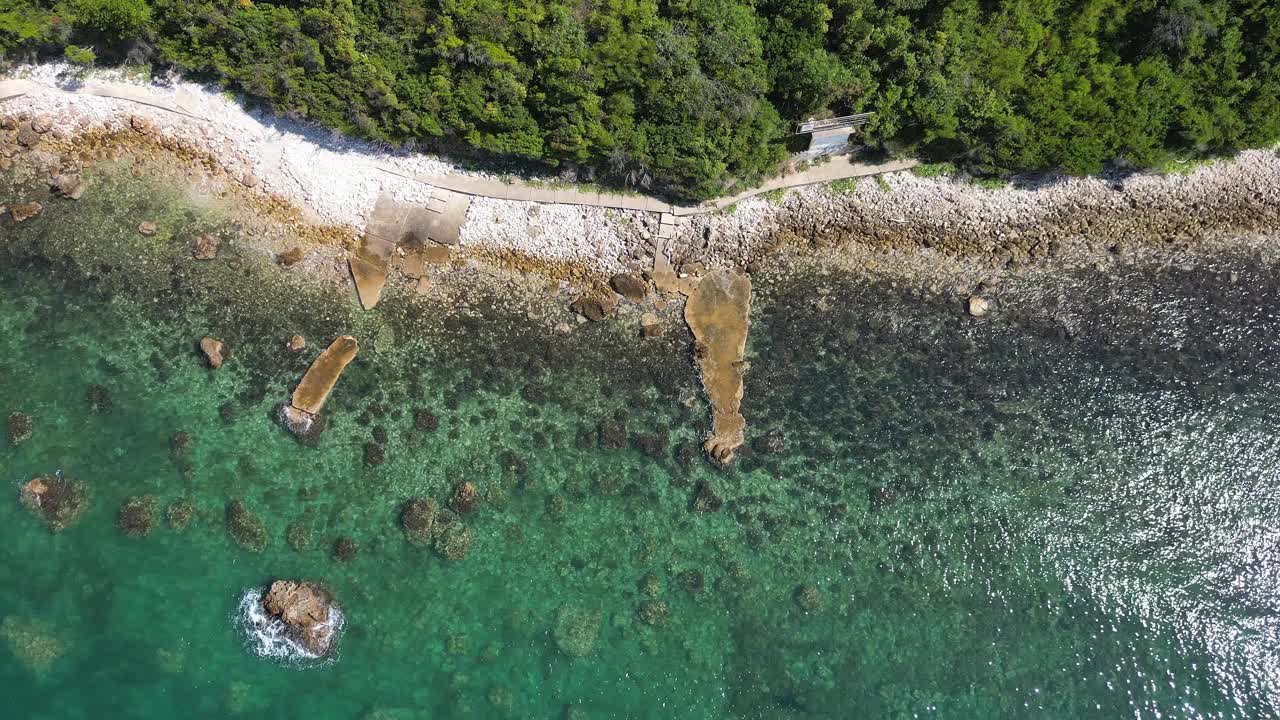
[3, 168, 1280, 718]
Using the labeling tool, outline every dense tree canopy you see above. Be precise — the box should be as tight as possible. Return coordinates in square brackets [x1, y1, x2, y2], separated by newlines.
[3, 0, 1278, 198]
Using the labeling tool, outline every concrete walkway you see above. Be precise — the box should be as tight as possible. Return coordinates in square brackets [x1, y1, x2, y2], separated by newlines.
[0, 77, 917, 215]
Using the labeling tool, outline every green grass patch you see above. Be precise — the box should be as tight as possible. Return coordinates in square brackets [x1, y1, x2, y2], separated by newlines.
[1153, 157, 1216, 176]
[970, 177, 1009, 190]
[758, 188, 787, 204]
[875, 175, 892, 191]
[911, 162, 958, 178]
[827, 177, 859, 194]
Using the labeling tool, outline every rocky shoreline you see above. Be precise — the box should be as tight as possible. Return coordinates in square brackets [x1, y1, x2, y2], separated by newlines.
[4, 65, 1280, 311]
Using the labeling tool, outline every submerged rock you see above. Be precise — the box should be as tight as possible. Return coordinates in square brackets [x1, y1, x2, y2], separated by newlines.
[450, 481, 479, 514]
[640, 312, 663, 338]
[678, 569, 706, 594]
[137, 221, 158, 236]
[85, 384, 112, 414]
[276, 247, 306, 267]
[753, 429, 786, 455]
[794, 584, 823, 613]
[434, 521, 472, 561]
[6, 411, 33, 445]
[261, 581, 339, 656]
[170, 431, 194, 475]
[967, 295, 991, 317]
[19, 474, 88, 533]
[117, 495, 157, 538]
[599, 418, 628, 449]
[691, 481, 723, 513]
[166, 499, 194, 531]
[363, 442, 385, 467]
[636, 599, 671, 626]
[192, 233, 221, 260]
[287, 334, 306, 351]
[226, 500, 268, 552]
[332, 537, 358, 562]
[553, 605, 602, 658]
[286, 524, 312, 552]
[10, 202, 43, 223]
[400, 497, 439, 546]
[50, 173, 85, 200]
[0, 617, 64, 676]
[200, 337, 225, 368]
[570, 293, 618, 322]
[413, 409, 439, 432]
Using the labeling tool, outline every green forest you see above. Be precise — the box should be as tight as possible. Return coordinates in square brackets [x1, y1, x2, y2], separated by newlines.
[2, 0, 1278, 199]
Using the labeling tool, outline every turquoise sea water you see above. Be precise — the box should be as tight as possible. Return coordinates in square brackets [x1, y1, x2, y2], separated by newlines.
[3, 167, 1280, 718]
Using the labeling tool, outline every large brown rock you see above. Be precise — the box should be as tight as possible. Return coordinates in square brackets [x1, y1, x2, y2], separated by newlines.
[610, 273, 648, 303]
[200, 337, 225, 368]
[10, 202, 43, 223]
[16, 124, 41, 148]
[262, 581, 339, 656]
[50, 174, 85, 200]
[130, 115, 154, 134]
[570, 293, 619, 322]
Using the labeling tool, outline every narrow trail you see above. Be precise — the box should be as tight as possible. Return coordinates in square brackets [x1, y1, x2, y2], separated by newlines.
[0, 77, 917, 216]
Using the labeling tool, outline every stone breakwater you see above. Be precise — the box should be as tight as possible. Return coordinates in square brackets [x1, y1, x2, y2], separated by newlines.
[5, 66, 1280, 295]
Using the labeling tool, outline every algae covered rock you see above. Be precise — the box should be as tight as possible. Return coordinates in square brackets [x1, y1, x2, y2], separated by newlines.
[117, 495, 157, 538]
[287, 523, 312, 552]
[19, 474, 88, 533]
[166, 499, 195, 531]
[553, 605, 602, 658]
[637, 600, 671, 627]
[794, 584, 823, 613]
[6, 411, 33, 445]
[226, 500, 268, 552]
[433, 521, 472, 561]
[333, 536, 359, 562]
[85, 384, 112, 413]
[0, 616, 64, 676]
[450, 481, 479, 515]
[400, 497, 439, 546]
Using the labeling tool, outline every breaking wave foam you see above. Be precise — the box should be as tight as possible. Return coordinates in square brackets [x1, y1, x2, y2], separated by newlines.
[235, 588, 343, 667]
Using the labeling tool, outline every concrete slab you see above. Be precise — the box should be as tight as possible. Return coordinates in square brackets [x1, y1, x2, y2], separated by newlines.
[422, 190, 470, 245]
[391, 251, 426, 279]
[349, 256, 387, 310]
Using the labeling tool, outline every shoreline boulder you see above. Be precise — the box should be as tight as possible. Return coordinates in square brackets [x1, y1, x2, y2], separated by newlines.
[610, 273, 648, 303]
[262, 581, 339, 656]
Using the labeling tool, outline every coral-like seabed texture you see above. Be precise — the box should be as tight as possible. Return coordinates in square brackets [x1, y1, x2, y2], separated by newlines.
[3, 166, 1280, 719]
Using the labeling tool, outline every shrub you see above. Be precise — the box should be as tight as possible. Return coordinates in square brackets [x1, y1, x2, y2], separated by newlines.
[63, 44, 96, 65]
[70, 0, 151, 39]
